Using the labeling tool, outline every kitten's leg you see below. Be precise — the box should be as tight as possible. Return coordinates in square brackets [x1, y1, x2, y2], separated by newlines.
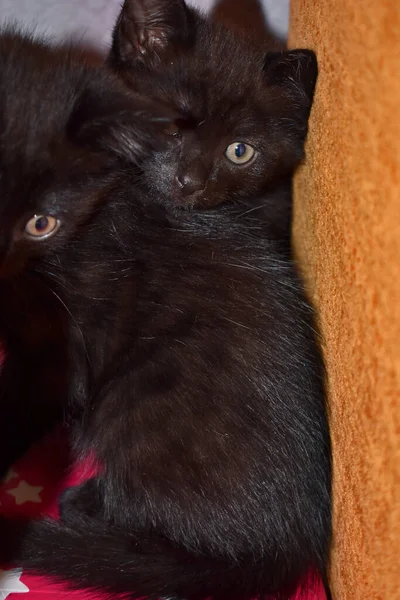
[0, 403, 33, 479]
[0, 357, 39, 478]
[0, 353, 64, 479]
[0, 399, 60, 480]
[59, 477, 105, 525]
[58, 479, 187, 600]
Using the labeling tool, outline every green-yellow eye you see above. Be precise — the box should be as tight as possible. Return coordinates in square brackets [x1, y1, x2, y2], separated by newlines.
[225, 142, 255, 165]
[24, 215, 60, 240]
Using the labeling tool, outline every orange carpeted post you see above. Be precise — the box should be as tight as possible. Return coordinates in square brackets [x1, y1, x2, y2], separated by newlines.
[289, 1, 400, 598]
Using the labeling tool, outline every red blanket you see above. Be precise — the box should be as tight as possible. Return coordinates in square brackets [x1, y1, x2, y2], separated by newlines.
[0, 352, 326, 600]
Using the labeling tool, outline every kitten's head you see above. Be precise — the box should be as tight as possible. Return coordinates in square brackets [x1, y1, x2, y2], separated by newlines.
[0, 29, 173, 279]
[108, 0, 318, 209]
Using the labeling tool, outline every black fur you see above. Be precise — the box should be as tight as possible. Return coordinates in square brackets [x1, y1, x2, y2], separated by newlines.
[0, 28, 331, 600]
[0, 28, 176, 475]
[108, 0, 318, 229]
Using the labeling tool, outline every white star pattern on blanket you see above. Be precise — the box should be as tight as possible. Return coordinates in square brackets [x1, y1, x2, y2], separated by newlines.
[0, 569, 29, 599]
[6, 481, 43, 506]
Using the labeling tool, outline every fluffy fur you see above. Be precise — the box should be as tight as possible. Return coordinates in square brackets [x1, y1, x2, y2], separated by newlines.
[0, 27, 331, 600]
[107, 0, 317, 238]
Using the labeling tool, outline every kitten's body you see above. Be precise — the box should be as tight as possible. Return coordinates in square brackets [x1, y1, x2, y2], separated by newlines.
[0, 28, 331, 600]
[0, 29, 174, 473]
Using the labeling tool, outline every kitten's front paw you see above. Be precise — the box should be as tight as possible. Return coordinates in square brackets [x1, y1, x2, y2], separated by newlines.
[59, 478, 104, 525]
[0, 515, 10, 555]
[58, 486, 81, 525]
[0, 449, 23, 482]
[0, 516, 27, 564]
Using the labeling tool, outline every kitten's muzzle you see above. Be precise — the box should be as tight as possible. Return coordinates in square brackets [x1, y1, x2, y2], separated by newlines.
[175, 173, 205, 197]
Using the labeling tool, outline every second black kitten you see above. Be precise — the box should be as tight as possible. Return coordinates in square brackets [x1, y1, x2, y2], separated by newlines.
[0, 27, 175, 475]
[0, 28, 331, 600]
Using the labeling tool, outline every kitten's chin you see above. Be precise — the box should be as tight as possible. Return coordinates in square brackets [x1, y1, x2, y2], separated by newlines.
[171, 189, 218, 210]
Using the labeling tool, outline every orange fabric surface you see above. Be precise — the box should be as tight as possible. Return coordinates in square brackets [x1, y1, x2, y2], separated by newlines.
[289, 1, 400, 598]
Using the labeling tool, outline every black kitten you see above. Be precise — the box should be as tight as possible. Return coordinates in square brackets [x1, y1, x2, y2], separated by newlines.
[0, 29, 331, 600]
[108, 0, 317, 225]
[0, 28, 175, 476]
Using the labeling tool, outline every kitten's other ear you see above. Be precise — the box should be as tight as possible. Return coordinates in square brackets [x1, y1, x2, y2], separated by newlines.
[263, 49, 318, 112]
[109, 0, 194, 67]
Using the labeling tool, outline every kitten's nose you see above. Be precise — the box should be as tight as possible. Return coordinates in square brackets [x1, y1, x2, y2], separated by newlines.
[175, 173, 205, 197]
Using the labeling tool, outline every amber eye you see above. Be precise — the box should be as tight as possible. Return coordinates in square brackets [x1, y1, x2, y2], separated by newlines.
[225, 142, 255, 165]
[24, 215, 60, 240]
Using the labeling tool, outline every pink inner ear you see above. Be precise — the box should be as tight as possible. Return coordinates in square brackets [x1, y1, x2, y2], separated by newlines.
[126, 25, 168, 59]
[115, 0, 190, 62]
[144, 28, 170, 54]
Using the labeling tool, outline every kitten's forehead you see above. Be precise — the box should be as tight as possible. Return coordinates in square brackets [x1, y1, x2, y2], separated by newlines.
[0, 31, 89, 166]
[196, 21, 266, 89]
[0, 31, 114, 223]
[123, 20, 271, 123]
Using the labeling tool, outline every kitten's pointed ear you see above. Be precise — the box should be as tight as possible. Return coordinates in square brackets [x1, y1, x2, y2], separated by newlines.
[263, 49, 318, 110]
[109, 0, 193, 67]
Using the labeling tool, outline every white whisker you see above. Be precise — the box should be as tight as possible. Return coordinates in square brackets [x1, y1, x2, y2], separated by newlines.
[40, 280, 92, 369]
